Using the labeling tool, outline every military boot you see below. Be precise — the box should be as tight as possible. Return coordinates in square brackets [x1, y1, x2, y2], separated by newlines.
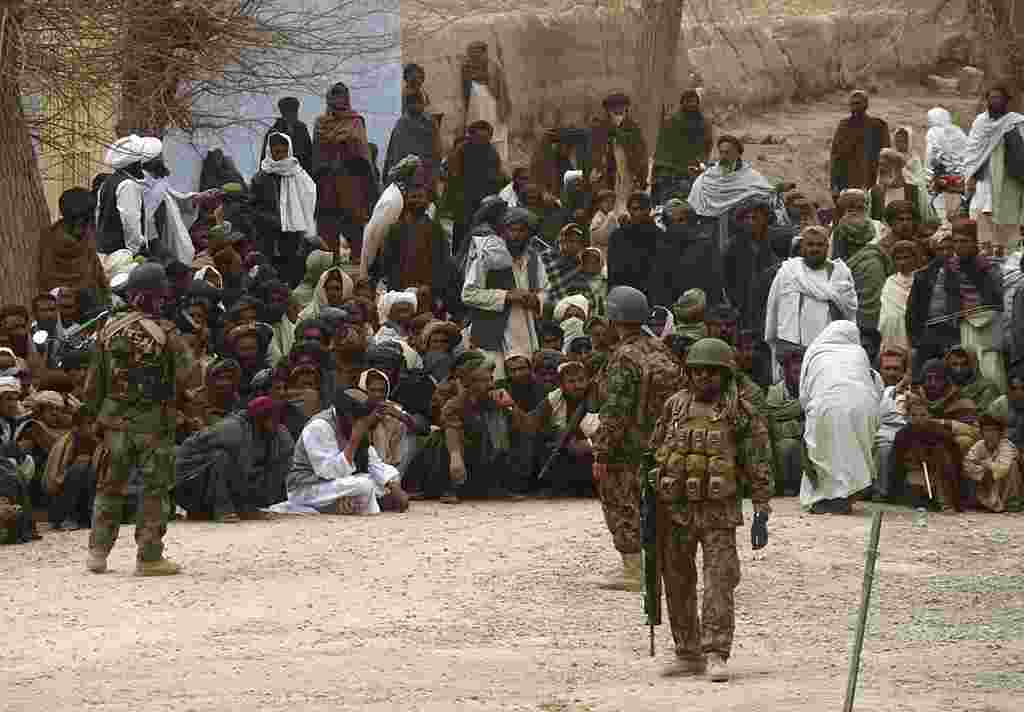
[135, 558, 182, 576]
[86, 550, 108, 574]
[706, 654, 730, 682]
[597, 553, 643, 592]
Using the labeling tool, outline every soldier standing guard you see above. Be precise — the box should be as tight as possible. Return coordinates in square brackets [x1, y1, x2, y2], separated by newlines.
[84, 263, 195, 576]
[592, 286, 685, 591]
[648, 338, 772, 682]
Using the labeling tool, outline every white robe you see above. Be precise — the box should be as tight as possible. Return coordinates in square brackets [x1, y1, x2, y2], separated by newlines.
[798, 321, 881, 508]
[764, 257, 858, 357]
[143, 177, 198, 264]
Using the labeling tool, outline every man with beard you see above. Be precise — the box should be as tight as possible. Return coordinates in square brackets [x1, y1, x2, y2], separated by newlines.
[654, 89, 715, 204]
[38, 188, 108, 294]
[313, 82, 378, 260]
[515, 360, 600, 497]
[964, 85, 1024, 253]
[261, 97, 313, 174]
[359, 155, 433, 282]
[373, 184, 459, 312]
[765, 226, 858, 367]
[607, 192, 658, 298]
[723, 199, 780, 334]
[907, 218, 1003, 378]
[943, 344, 1000, 415]
[258, 280, 296, 367]
[589, 93, 648, 215]
[461, 41, 512, 163]
[96, 135, 149, 256]
[384, 91, 442, 190]
[830, 90, 891, 202]
[447, 121, 505, 258]
[649, 337, 772, 681]
[223, 323, 273, 401]
[831, 194, 896, 364]
[176, 395, 293, 523]
[542, 223, 589, 307]
[83, 262, 195, 576]
[180, 358, 243, 440]
[765, 347, 806, 496]
[463, 207, 548, 379]
[251, 133, 318, 288]
[592, 286, 685, 591]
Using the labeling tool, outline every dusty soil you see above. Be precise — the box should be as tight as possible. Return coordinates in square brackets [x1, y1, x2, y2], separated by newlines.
[719, 83, 983, 209]
[3, 497, 1022, 712]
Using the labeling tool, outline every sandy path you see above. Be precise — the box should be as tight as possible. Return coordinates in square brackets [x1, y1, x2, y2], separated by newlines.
[3, 497, 1022, 712]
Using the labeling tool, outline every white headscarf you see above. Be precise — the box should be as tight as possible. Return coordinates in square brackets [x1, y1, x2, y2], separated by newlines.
[105, 135, 147, 170]
[377, 290, 418, 324]
[553, 294, 591, 322]
[262, 132, 317, 237]
[0, 376, 20, 395]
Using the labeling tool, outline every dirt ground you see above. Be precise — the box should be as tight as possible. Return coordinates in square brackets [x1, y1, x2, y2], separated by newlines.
[5, 84, 1024, 711]
[3, 497, 1022, 712]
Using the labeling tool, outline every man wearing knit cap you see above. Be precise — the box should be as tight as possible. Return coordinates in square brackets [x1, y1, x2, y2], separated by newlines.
[463, 207, 549, 379]
[96, 135, 149, 256]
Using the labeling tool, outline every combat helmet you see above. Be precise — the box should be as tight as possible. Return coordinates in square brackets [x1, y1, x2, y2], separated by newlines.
[606, 285, 649, 324]
[122, 262, 170, 294]
[686, 338, 736, 370]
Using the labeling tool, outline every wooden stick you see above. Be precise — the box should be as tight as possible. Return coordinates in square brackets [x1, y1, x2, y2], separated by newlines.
[844, 510, 884, 712]
[922, 461, 933, 500]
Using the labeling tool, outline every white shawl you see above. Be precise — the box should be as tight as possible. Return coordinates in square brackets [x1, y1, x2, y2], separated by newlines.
[764, 257, 858, 351]
[963, 110, 1024, 179]
[142, 175, 197, 264]
[262, 133, 317, 237]
[878, 272, 913, 351]
[687, 160, 776, 218]
[925, 108, 968, 179]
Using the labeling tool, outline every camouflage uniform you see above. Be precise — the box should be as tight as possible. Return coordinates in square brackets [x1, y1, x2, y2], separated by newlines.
[592, 333, 684, 554]
[85, 310, 193, 563]
[649, 379, 772, 663]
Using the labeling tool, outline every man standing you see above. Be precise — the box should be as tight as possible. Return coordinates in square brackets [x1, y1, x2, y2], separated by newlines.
[830, 90, 891, 202]
[649, 337, 771, 681]
[96, 135, 148, 256]
[461, 41, 511, 163]
[964, 85, 1024, 253]
[764, 226, 858, 366]
[463, 208, 548, 379]
[383, 90, 442, 189]
[84, 263, 194, 575]
[262, 97, 313, 174]
[607, 192, 659, 298]
[590, 93, 648, 215]
[592, 286, 685, 591]
[653, 89, 714, 204]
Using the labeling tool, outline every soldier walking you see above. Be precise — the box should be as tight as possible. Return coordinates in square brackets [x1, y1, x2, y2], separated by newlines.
[648, 338, 772, 681]
[592, 286, 685, 590]
[84, 263, 195, 576]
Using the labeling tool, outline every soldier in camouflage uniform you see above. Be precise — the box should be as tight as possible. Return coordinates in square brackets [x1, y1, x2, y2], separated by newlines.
[592, 286, 684, 591]
[648, 338, 772, 682]
[84, 263, 195, 576]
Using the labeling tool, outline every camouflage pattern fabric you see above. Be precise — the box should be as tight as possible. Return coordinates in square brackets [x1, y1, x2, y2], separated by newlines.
[658, 520, 741, 661]
[85, 310, 193, 562]
[648, 377, 772, 661]
[596, 463, 641, 554]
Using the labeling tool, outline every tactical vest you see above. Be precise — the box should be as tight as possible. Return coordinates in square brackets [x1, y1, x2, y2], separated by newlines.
[101, 313, 170, 403]
[658, 403, 738, 503]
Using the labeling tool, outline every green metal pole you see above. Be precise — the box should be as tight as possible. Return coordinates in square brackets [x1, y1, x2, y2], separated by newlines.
[843, 510, 883, 712]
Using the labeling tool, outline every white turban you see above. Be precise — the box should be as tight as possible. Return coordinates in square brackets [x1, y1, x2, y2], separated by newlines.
[357, 369, 391, 399]
[0, 376, 20, 394]
[140, 137, 163, 162]
[378, 290, 418, 323]
[105, 135, 147, 170]
[553, 294, 591, 323]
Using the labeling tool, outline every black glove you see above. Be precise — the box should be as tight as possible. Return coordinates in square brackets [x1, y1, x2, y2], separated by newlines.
[751, 511, 769, 550]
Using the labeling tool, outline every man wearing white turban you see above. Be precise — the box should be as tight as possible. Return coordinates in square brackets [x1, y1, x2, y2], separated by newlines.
[96, 135, 149, 256]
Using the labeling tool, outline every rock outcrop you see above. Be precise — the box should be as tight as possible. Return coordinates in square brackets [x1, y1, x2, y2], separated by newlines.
[401, 1, 977, 157]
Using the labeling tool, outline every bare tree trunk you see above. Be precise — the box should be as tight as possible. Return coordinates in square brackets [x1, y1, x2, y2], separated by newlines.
[973, 0, 1024, 97]
[0, 5, 51, 307]
[633, 0, 686, 173]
